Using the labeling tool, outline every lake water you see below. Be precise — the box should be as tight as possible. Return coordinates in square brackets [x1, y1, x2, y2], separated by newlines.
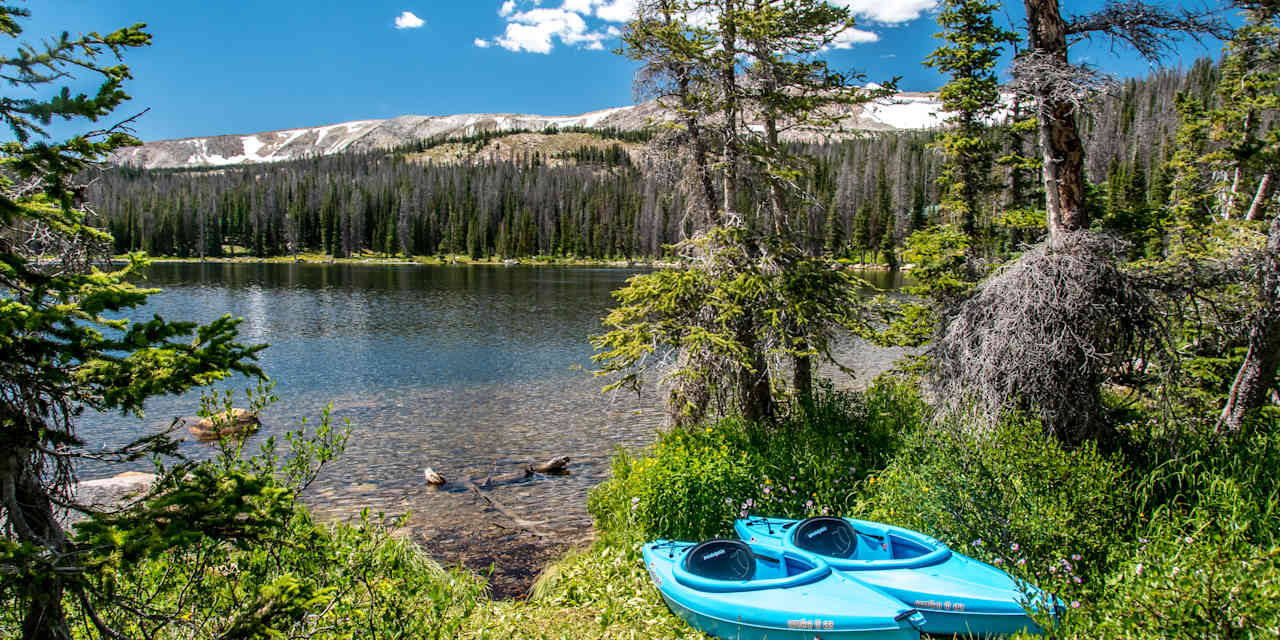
[82, 262, 907, 552]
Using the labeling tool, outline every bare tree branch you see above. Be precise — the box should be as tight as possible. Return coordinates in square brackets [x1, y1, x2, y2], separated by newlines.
[1066, 1, 1230, 62]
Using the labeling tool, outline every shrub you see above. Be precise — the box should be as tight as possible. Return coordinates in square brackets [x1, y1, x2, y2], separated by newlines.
[860, 414, 1133, 601]
[1081, 534, 1280, 639]
[588, 381, 924, 542]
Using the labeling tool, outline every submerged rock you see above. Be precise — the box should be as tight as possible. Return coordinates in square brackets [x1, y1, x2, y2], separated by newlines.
[185, 408, 261, 441]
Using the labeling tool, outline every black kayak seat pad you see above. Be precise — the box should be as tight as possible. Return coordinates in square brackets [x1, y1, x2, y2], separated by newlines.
[683, 539, 757, 581]
[792, 516, 857, 559]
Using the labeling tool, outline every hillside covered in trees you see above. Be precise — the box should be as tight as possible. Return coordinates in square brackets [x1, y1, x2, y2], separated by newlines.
[87, 58, 1222, 262]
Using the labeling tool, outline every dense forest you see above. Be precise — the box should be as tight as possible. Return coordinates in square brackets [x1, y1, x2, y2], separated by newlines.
[86, 58, 1221, 262]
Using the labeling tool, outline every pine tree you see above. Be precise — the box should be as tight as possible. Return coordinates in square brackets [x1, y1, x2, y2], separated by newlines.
[924, 0, 1015, 245]
[0, 10, 318, 639]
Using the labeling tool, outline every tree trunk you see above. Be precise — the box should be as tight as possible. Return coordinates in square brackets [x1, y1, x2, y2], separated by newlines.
[658, 0, 719, 226]
[793, 351, 813, 406]
[736, 328, 774, 424]
[1, 444, 72, 640]
[1246, 171, 1275, 222]
[719, 0, 740, 220]
[1218, 211, 1280, 435]
[1024, 0, 1088, 239]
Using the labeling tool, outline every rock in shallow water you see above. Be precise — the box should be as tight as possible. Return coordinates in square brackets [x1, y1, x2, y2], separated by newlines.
[185, 408, 260, 441]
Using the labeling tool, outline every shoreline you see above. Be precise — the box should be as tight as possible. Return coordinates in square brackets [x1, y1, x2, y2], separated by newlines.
[115, 254, 904, 272]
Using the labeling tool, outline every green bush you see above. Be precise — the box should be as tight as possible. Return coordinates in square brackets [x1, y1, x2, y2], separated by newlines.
[1130, 422, 1280, 549]
[1080, 535, 1280, 639]
[860, 415, 1133, 602]
[69, 510, 487, 640]
[588, 381, 924, 542]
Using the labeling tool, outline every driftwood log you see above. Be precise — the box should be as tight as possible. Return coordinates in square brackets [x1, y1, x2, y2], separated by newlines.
[423, 456, 570, 488]
[457, 477, 555, 539]
[477, 456, 572, 488]
[422, 456, 571, 538]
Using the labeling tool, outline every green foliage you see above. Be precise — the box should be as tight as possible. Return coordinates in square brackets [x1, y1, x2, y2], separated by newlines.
[588, 382, 924, 542]
[591, 226, 870, 423]
[864, 225, 972, 347]
[861, 416, 1132, 601]
[924, 0, 1016, 242]
[1083, 537, 1280, 639]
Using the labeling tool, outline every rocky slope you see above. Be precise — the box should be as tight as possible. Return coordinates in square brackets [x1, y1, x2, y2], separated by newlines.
[112, 93, 946, 170]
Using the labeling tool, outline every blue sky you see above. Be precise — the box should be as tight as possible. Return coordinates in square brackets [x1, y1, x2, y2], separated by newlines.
[15, 1, 1231, 142]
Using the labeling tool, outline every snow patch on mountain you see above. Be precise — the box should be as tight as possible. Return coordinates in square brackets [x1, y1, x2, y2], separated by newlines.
[112, 94, 948, 170]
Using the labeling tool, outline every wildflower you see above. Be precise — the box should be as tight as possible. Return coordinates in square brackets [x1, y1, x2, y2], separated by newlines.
[805, 500, 814, 509]
[630, 497, 640, 510]
[1171, 567, 1180, 575]
[1135, 563, 1143, 576]
[1183, 536, 1193, 544]
[1071, 554, 1082, 561]
[993, 558, 1003, 565]
[972, 539, 983, 548]
[740, 510, 747, 517]
[746, 498, 754, 508]
[763, 487, 771, 495]
[1018, 558, 1026, 566]
[1010, 543, 1020, 552]
[725, 498, 733, 505]
[1049, 566, 1057, 574]
[821, 506, 830, 515]
[1073, 576, 1082, 584]
[1070, 601, 1080, 609]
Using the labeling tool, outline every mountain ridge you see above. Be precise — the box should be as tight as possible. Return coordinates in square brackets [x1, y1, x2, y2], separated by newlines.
[112, 92, 947, 170]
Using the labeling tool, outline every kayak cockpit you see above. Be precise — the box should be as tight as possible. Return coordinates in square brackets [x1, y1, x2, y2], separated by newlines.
[781, 517, 952, 570]
[672, 539, 832, 592]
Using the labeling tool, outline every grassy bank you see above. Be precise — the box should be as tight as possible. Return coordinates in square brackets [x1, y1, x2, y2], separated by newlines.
[10, 379, 1275, 638]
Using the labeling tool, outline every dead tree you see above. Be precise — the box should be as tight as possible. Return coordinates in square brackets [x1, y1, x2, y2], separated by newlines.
[1219, 212, 1280, 434]
[929, 1, 1226, 443]
[1011, 0, 1226, 239]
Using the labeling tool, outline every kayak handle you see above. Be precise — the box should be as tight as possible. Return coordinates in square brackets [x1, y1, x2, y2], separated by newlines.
[894, 609, 927, 631]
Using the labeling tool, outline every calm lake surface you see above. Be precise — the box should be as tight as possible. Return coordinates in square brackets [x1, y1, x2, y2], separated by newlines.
[83, 262, 906, 543]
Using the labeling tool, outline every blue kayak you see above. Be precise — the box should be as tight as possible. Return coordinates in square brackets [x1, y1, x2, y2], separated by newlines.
[735, 516, 1056, 636]
[642, 539, 926, 640]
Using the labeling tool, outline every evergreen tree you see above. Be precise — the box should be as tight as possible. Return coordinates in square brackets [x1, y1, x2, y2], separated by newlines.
[0, 10, 323, 639]
[924, 0, 1015, 246]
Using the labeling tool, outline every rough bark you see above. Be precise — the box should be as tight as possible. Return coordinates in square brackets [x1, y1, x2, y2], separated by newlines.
[792, 351, 813, 406]
[736, 327, 774, 424]
[1024, 0, 1088, 238]
[1218, 211, 1280, 435]
[2, 442, 72, 640]
[1246, 171, 1275, 222]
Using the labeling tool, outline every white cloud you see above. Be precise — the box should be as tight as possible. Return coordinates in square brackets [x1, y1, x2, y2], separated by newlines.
[478, 0, 919, 55]
[828, 27, 879, 49]
[827, 0, 938, 25]
[394, 10, 425, 29]
[595, 0, 637, 22]
[475, 38, 492, 48]
[493, 8, 608, 54]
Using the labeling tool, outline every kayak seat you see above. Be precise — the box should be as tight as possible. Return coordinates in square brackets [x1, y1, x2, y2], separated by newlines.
[792, 517, 857, 559]
[683, 539, 757, 581]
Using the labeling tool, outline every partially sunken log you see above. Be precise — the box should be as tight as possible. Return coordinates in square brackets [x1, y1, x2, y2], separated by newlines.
[423, 467, 447, 485]
[186, 409, 260, 441]
[528, 456, 570, 474]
